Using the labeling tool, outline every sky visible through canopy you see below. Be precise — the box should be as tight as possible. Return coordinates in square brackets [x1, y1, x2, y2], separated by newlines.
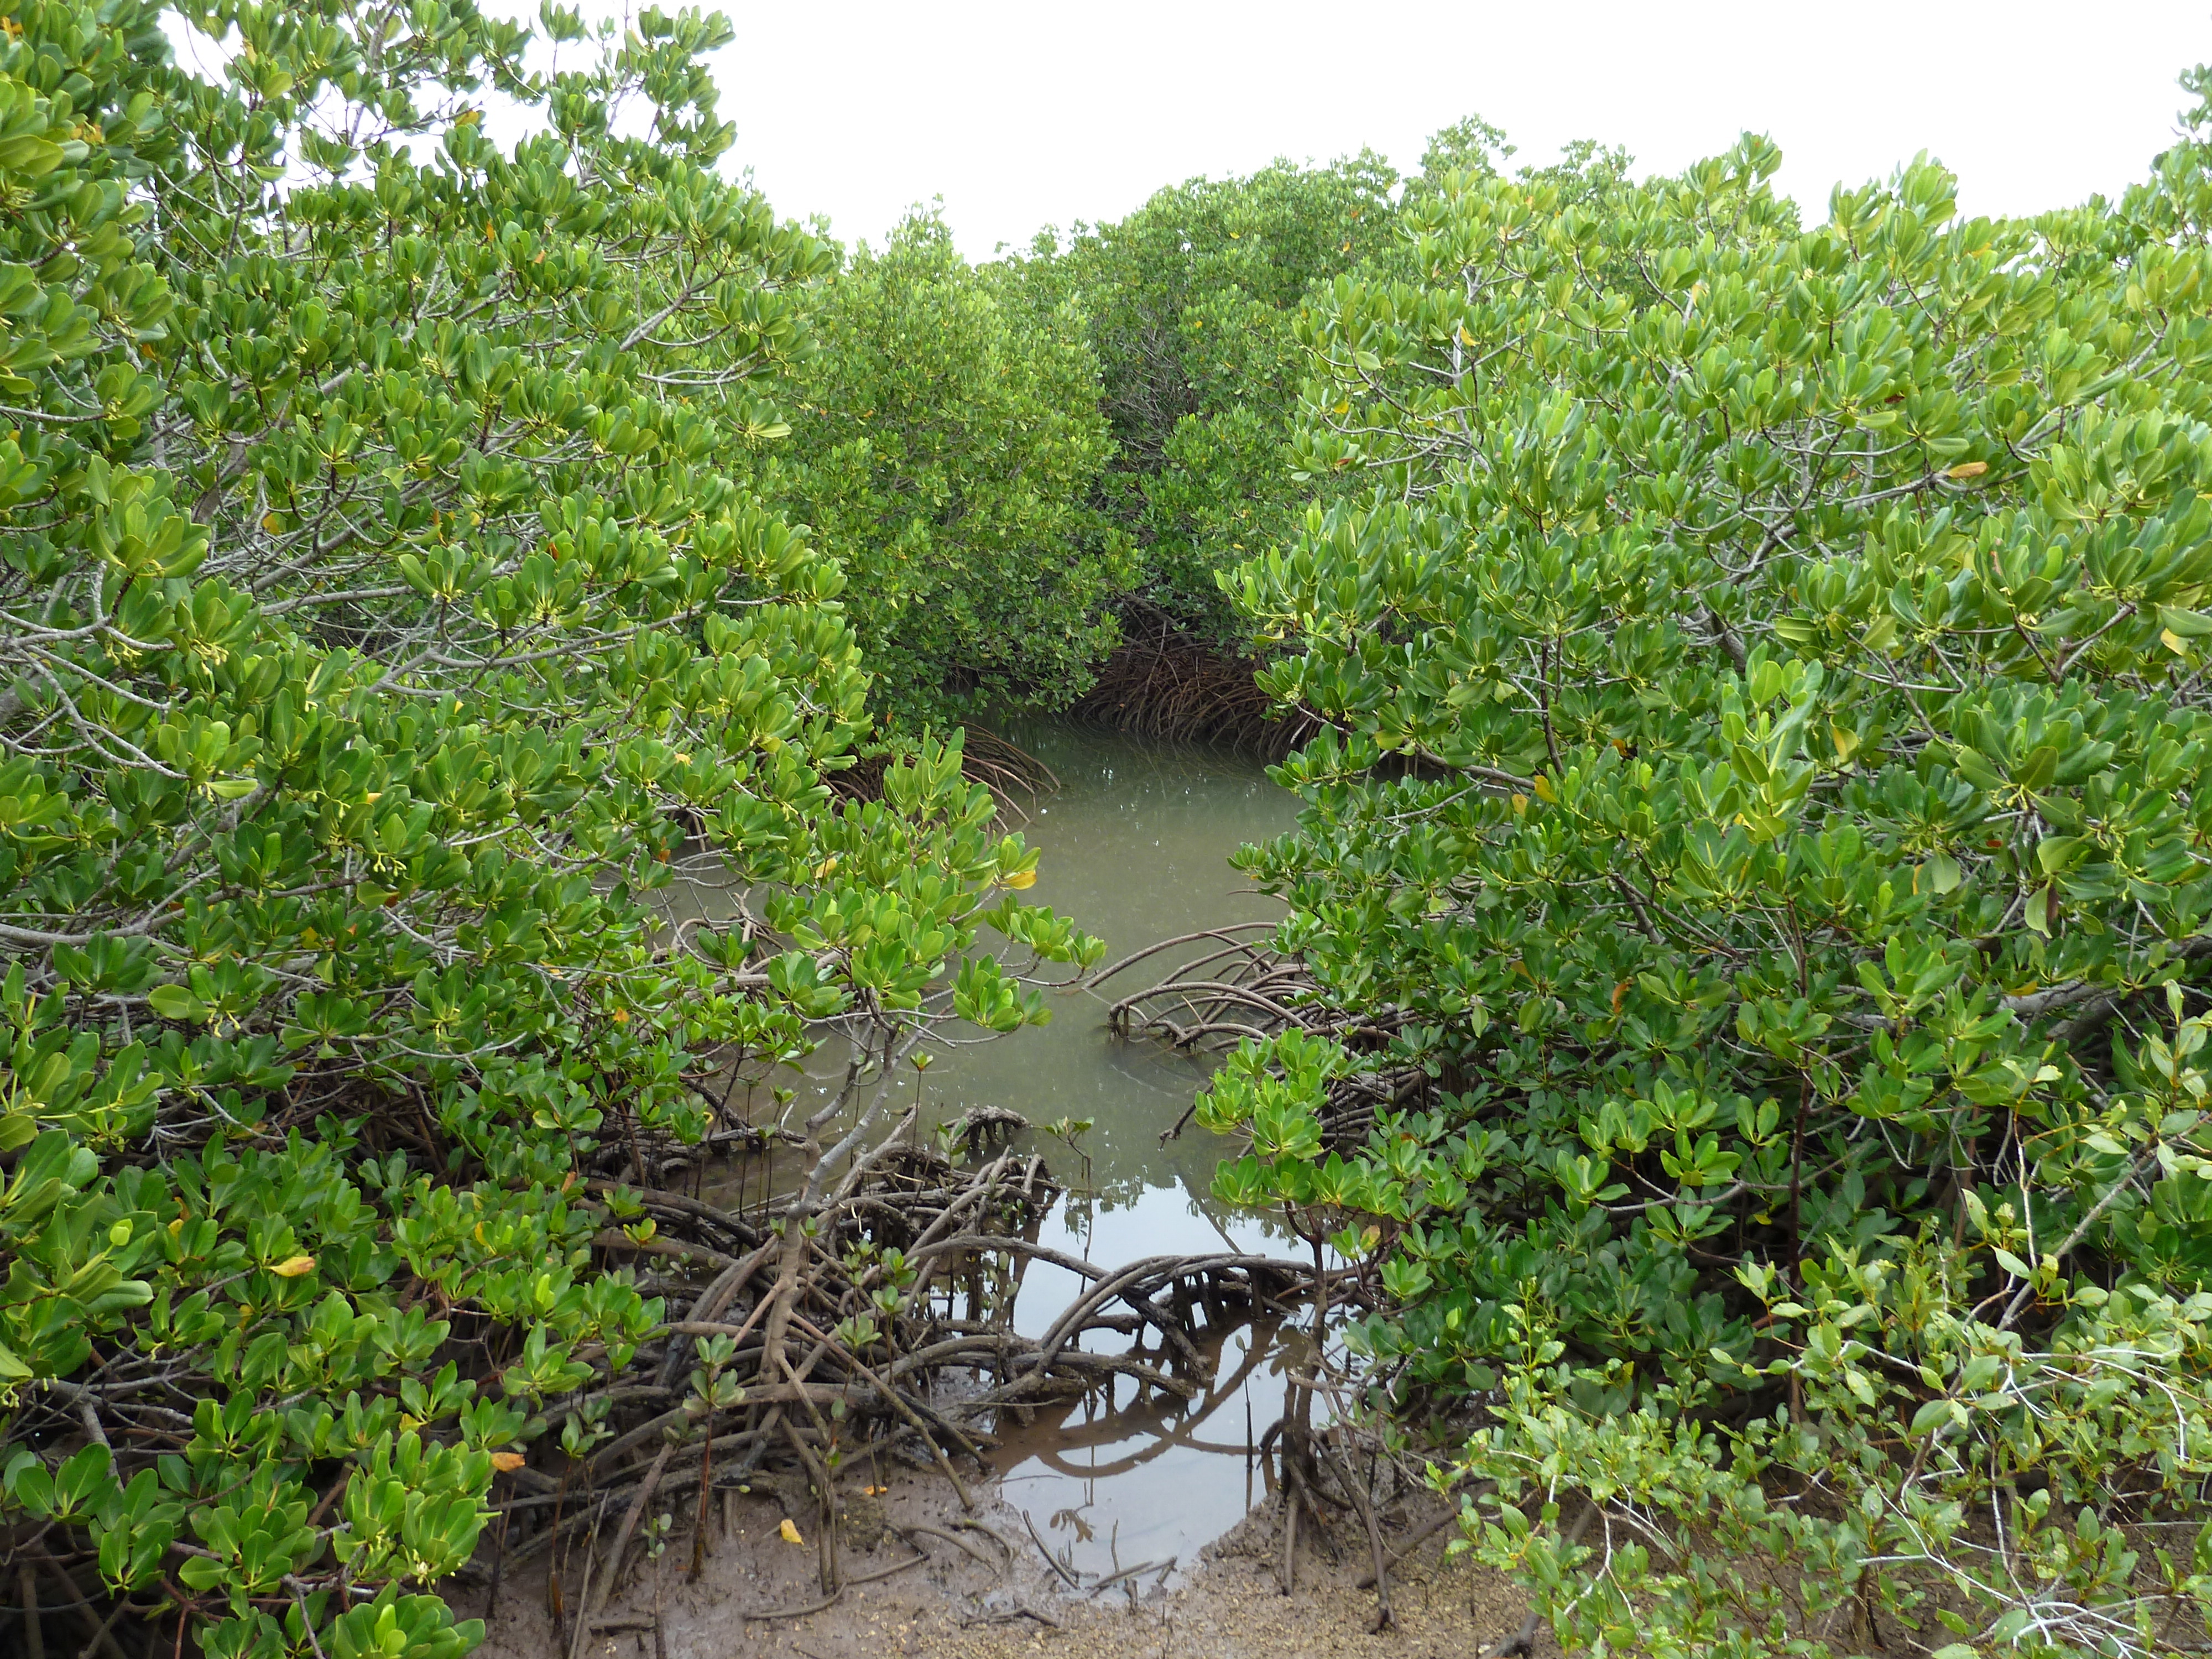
[679, 0, 2203, 253]
[159, 0, 2207, 249]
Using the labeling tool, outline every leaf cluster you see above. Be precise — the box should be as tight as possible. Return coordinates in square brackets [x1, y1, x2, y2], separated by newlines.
[0, 4, 1096, 1656]
[762, 211, 1125, 729]
[1201, 86, 2212, 1658]
[1010, 155, 1401, 648]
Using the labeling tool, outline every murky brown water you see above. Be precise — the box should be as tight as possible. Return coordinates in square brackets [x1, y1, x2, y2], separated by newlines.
[938, 726, 1308, 1581]
[691, 724, 1308, 1582]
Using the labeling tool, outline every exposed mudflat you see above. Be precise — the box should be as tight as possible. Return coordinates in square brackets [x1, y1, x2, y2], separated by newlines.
[465, 1458, 1553, 1659]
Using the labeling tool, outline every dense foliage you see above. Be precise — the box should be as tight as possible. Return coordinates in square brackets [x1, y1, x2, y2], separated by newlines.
[1197, 88, 2212, 1659]
[11, 2, 2212, 1654]
[1013, 157, 1399, 649]
[735, 159, 1410, 736]
[0, 3, 1092, 1656]
[764, 213, 1124, 728]
[774, 161, 1410, 731]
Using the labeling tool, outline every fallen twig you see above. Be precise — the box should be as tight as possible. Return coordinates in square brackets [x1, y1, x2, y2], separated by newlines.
[898, 1524, 1001, 1572]
[588, 1440, 673, 1621]
[1019, 1509, 1084, 1591]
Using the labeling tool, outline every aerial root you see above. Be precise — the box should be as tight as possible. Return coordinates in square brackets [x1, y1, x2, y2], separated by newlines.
[457, 1130, 1346, 1620]
[1068, 603, 1318, 758]
[1088, 935, 1432, 1149]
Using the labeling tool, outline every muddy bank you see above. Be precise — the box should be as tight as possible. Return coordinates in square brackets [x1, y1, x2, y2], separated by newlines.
[465, 1458, 1552, 1659]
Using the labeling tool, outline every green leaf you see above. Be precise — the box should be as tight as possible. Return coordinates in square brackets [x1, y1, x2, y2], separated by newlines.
[2035, 837, 2081, 876]
[0, 134, 64, 176]
[147, 985, 203, 1021]
[1910, 1398, 1959, 1436]
[2160, 604, 2212, 638]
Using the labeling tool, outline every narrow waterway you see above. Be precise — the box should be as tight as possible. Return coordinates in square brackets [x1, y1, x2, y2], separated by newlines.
[732, 723, 1306, 1584]
[956, 724, 1300, 1585]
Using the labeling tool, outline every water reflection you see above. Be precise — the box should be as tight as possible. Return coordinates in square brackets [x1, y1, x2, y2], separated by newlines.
[947, 726, 1307, 1580]
[990, 1315, 1285, 1590]
[706, 724, 1312, 1581]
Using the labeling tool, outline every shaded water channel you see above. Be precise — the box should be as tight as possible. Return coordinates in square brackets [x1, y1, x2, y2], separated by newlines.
[710, 724, 1305, 1584]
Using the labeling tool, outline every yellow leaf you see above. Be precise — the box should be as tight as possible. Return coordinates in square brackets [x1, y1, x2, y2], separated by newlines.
[262, 513, 281, 532]
[1509, 794, 1527, 816]
[1001, 868, 1037, 890]
[1831, 723, 1861, 763]
[2163, 628, 2189, 656]
[1946, 460, 1988, 481]
[863, 1485, 888, 1497]
[779, 1518, 804, 1546]
[270, 1255, 316, 1277]
[1530, 774, 1557, 804]
[611, 1007, 629, 1023]
[490, 1451, 526, 1472]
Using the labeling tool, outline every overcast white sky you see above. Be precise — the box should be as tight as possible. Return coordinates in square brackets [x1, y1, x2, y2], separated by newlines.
[618, 0, 2206, 255]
